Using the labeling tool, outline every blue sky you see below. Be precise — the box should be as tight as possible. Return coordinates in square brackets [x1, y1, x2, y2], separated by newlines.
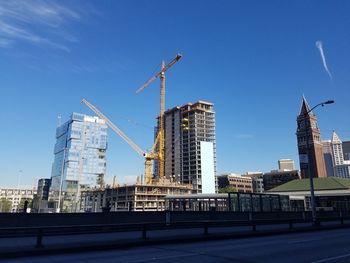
[1, 1, 349, 188]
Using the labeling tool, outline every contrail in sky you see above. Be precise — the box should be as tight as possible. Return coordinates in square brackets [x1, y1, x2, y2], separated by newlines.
[316, 40, 332, 80]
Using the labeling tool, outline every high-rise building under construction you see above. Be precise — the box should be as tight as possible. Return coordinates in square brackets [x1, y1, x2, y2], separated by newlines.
[163, 101, 216, 193]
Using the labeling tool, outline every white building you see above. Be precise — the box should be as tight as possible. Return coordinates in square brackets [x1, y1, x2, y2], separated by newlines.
[331, 132, 350, 178]
[0, 188, 36, 212]
[164, 101, 216, 193]
[322, 131, 350, 179]
[244, 172, 264, 193]
[278, 159, 295, 171]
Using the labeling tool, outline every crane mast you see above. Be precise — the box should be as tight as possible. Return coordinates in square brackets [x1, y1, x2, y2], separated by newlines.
[136, 54, 182, 179]
[158, 61, 165, 181]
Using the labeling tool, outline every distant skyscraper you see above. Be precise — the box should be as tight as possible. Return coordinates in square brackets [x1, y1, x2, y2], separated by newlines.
[331, 132, 344, 166]
[330, 131, 350, 178]
[278, 159, 295, 171]
[163, 101, 216, 193]
[296, 97, 327, 178]
[322, 140, 334, 177]
[50, 113, 107, 212]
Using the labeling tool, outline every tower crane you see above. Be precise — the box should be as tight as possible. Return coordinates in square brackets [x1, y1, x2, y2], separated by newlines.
[136, 53, 182, 179]
[82, 99, 159, 185]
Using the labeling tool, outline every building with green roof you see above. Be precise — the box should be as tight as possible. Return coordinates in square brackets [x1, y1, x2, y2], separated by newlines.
[269, 178, 350, 211]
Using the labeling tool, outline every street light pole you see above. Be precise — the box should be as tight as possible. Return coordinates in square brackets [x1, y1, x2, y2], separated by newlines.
[303, 100, 334, 225]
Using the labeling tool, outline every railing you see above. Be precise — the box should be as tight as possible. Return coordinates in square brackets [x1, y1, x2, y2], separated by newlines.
[0, 211, 349, 249]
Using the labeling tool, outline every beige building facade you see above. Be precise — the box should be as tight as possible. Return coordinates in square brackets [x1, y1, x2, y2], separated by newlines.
[217, 174, 253, 193]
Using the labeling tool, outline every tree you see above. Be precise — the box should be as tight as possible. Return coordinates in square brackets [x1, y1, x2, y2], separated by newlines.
[218, 186, 237, 193]
[0, 198, 12, 212]
[17, 198, 32, 212]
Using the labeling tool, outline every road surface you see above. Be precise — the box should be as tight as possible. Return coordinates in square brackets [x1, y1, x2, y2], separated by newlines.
[4, 227, 350, 263]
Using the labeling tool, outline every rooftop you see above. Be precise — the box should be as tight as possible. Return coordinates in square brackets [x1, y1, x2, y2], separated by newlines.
[164, 100, 214, 114]
[269, 178, 350, 192]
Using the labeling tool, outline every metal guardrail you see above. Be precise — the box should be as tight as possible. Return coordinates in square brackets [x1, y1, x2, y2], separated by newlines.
[0, 213, 349, 249]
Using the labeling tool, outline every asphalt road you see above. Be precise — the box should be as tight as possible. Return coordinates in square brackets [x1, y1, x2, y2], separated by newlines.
[4, 227, 350, 263]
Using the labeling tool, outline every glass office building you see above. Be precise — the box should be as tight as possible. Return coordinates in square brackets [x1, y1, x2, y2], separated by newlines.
[50, 113, 107, 211]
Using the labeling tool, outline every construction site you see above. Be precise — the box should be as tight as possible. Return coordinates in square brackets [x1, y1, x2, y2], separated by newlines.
[81, 180, 192, 212]
[80, 54, 216, 212]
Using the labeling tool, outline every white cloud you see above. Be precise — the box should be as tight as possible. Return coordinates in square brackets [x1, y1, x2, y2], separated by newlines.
[0, 0, 86, 52]
[0, 20, 70, 51]
[316, 40, 333, 80]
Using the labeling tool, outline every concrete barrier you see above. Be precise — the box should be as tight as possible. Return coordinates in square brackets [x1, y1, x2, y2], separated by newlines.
[0, 210, 347, 227]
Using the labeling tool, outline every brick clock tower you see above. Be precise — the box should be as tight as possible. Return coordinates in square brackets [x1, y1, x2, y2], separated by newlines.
[296, 97, 327, 178]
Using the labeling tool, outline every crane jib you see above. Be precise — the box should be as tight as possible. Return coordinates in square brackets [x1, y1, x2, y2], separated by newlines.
[135, 53, 182, 94]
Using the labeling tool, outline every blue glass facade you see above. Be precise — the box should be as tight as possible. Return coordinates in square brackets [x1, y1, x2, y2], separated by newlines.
[51, 113, 108, 193]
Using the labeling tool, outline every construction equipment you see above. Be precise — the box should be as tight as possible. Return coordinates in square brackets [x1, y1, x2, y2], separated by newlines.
[82, 99, 159, 184]
[136, 53, 182, 179]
